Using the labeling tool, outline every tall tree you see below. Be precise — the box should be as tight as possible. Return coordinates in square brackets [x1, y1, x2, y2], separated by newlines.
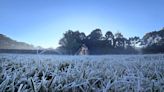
[129, 36, 141, 47]
[105, 31, 114, 46]
[114, 32, 125, 48]
[87, 29, 102, 40]
[85, 29, 104, 54]
[59, 30, 86, 54]
[115, 32, 123, 39]
[142, 28, 164, 53]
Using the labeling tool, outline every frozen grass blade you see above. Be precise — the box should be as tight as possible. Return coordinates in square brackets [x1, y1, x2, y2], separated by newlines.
[29, 78, 36, 92]
[17, 84, 23, 92]
[48, 75, 55, 88]
[0, 76, 9, 92]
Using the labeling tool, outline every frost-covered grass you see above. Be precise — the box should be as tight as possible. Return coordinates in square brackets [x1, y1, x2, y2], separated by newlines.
[0, 54, 164, 92]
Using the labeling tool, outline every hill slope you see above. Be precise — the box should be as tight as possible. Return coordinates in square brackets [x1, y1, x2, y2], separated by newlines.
[0, 34, 36, 49]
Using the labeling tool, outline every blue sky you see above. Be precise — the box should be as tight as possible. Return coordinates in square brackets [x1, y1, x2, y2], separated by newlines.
[0, 0, 164, 48]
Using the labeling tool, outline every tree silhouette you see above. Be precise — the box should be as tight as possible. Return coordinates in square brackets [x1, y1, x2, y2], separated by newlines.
[105, 31, 114, 46]
[114, 32, 125, 48]
[87, 29, 102, 40]
[58, 27, 164, 55]
[59, 30, 85, 54]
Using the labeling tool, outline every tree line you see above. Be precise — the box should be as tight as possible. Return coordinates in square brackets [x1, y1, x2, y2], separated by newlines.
[57, 28, 164, 55]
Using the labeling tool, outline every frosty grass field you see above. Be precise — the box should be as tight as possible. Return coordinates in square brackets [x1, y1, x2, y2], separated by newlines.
[0, 54, 164, 92]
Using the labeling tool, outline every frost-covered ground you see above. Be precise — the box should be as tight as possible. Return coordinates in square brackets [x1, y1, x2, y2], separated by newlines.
[0, 54, 164, 92]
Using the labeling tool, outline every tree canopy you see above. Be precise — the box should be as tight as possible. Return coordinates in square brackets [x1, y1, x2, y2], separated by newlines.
[58, 28, 164, 55]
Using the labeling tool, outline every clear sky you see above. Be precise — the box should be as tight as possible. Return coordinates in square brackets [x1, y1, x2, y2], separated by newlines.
[0, 0, 164, 48]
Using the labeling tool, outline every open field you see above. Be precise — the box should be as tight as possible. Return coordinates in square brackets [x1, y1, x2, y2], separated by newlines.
[0, 54, 164, 92]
